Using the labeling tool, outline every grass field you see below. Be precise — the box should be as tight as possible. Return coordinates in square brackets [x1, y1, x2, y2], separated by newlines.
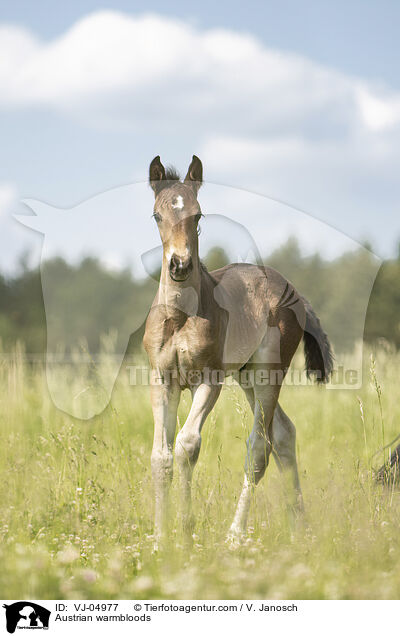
[1, 343, 400, 600]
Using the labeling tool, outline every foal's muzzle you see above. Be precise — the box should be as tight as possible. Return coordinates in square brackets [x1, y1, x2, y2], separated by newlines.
[169, 253, 193, 281]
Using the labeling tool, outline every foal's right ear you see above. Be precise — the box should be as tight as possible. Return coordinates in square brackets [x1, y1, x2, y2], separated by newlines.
[149, 156, 166, 196]
[184, 155, 203, 194]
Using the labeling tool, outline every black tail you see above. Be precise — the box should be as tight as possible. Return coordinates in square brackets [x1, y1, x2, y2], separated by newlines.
[302, 300, 334, 383]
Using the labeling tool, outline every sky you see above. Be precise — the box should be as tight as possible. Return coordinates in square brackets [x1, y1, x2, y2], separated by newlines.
[0, 0, 399, 275]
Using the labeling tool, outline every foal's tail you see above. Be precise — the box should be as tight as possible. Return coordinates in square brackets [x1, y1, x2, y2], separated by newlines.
[302, 299, 334, 383]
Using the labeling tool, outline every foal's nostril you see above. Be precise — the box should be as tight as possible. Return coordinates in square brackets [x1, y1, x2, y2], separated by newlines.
[170, 254, 180, 270]
[169, 254, 193, 280]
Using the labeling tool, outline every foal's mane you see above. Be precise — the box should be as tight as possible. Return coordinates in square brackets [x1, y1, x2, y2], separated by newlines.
[165, 166, 181, 181]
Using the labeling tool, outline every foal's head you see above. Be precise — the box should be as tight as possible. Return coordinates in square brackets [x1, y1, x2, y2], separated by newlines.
[149, 155, 203, 282]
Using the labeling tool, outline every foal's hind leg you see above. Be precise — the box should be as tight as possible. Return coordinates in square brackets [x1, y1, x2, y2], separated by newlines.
[272, 403, 304, 516]
[228, 393, 303, 539]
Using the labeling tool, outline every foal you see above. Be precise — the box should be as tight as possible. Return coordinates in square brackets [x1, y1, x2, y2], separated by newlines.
[143, 155, 333, 541]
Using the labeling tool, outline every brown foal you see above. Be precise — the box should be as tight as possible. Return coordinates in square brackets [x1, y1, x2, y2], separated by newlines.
[143, 155, 333, 542]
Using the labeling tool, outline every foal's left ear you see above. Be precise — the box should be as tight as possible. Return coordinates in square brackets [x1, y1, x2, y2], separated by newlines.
[184, 155, 203, 194]
[149, 155, 166, 196]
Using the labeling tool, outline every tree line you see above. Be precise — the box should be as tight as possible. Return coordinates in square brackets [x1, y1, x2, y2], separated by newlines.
[0, 239, 398, 355]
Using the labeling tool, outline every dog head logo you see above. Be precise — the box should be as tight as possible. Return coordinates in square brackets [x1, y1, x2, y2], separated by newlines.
[3, 602, 51, 633]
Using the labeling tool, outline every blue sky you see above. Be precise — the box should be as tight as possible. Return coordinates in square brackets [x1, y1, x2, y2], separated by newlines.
[0, 1, 399, 273]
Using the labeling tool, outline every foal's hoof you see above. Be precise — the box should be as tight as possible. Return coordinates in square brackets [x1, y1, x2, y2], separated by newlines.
[151, 536, 161, 554]
[225, 526, 245, 549]
[149, 531, 164, 554]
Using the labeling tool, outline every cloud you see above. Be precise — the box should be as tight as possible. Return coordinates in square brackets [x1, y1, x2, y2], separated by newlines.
[1, 10, 399, 135]
[356, 86, 400, 131]
[1, 11, 400, 256]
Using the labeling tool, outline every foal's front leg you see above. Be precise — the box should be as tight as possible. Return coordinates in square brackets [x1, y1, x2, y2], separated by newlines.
[150, 377, 181, 541]
[175, 383, 222, 535]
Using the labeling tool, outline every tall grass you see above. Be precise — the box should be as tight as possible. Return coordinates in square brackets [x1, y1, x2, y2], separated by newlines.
[0, 343, 400, 599]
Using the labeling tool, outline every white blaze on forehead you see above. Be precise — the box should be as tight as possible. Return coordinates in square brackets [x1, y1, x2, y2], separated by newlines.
[171, 195, 184, 209]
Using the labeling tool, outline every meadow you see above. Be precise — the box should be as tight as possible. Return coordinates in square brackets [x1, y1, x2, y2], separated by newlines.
[1, 343, 400, 600]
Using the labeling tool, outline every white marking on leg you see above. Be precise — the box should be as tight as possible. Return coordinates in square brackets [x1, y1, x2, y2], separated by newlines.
[229, 475, 252, 538]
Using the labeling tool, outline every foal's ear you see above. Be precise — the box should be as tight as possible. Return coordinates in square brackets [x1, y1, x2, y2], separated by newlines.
[149, 156, 166, 196]
[184, 155, 203, 194]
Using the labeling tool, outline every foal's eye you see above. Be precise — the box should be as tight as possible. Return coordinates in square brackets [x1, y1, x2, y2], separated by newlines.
[153, 212, 162, 223]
